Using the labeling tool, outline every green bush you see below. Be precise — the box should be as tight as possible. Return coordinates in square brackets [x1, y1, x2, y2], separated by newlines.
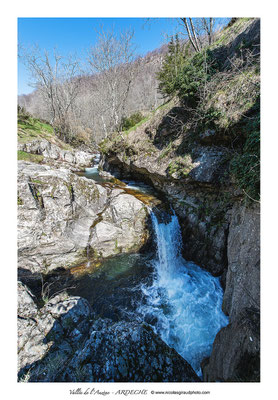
[157, 43, 218, 107]
[197, 106, 224, 130]
[175, 50, 218, 107]
[121, 112, 144, 131]
[157, 35, 187, 98]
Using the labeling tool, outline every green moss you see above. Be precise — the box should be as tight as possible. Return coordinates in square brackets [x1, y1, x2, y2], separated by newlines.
[66, 183, 74, 201]
[17, 195, 23, 205]
[167, 155, 195, 178]
[31, 178, 45, 185]
[157, 141, 173, 161]
[17, 150, 44, 163]
[124, 116, 149, 135]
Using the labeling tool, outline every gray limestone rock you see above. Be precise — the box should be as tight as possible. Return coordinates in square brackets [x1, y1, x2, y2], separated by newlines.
[189, 147, 227, 184]
[18, 139, 94, 168]
[18, 161, 148, 273]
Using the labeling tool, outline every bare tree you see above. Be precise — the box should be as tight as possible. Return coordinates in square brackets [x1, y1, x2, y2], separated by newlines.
[19, 46, 82, 142]
[87, 27, 138, 136]
[179, 18, 228, 52]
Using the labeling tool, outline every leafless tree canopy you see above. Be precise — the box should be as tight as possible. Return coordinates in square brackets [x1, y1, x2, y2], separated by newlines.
[87, 27, 138, 135]
[19, 33, 165, 144]
[179, 18, 226, 52]
[19, 46, 83, 142]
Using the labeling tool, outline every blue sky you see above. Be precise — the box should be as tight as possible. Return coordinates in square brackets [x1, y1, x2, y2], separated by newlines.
[18, 17, 182, 95]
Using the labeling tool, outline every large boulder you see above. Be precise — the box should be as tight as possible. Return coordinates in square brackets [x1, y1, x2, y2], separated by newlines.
[17, 161, 149, 274]
[90, 192, 149, 258]
[188, 147, 228, 184]
[62, 318, 200, 382]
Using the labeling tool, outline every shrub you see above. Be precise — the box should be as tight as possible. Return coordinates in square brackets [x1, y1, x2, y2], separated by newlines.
[175, 50, 218, 107]
[157, 43, 218, 108]
[121, 112, 145, 131]
[157, 35, 188, 98]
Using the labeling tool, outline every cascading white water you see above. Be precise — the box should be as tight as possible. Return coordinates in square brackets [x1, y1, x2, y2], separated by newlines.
[139, 211, 229, 376]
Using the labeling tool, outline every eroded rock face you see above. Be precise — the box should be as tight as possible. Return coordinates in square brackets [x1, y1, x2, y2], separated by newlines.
[202, 203, 260, 382]
[188, 147, 228, 184]
[90, 193, 148, 258]
[223, 203, 260, 320]
[62, 318, 200, 382]
[18, 161, 149, 273]
[165, 187, 229, 276]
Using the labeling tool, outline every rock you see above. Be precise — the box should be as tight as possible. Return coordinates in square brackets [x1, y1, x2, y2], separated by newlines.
[74, 150, 94, 168]
[202, 307, 260, 382]
[98, 170, 115, 180]
[90, 193, 149, 258]
[62, 319, 200, 382]
[189, 147, 227, 184]
[18, 161, 149, 273]
[18, 139, 94, 168]
[202, 203, 260, 382]
[222, 203, 260, 321]
[17, 162, 105, 273]
[17, 281, 38, 319]
[17, 282, 92, 382]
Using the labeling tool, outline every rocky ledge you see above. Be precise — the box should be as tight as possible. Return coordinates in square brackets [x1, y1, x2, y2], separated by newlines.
[18, 138, 94, 169]
[18, 161, 149, 274]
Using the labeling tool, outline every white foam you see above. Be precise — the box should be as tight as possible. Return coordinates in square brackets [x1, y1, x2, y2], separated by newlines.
[138, 211, 229, 376]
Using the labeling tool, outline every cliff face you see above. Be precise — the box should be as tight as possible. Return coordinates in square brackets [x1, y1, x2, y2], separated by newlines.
[202, 203, 260, 382]
[100, 18, 260, 382]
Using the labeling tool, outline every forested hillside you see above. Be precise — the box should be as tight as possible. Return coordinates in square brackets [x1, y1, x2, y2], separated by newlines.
[18, 43, 168, 144]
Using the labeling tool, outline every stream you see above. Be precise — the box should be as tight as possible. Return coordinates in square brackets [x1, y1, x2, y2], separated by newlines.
[69, 155, 229, 377]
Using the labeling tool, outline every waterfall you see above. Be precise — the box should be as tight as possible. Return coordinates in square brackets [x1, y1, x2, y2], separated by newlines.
[139, 210, 229, 376]
[150, 211, 182, 278]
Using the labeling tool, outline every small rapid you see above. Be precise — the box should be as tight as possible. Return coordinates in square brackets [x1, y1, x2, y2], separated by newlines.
[138, 210, 229, 376]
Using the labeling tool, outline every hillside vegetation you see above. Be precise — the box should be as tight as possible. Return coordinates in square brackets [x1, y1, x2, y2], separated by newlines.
[18, 108, 73, 149]
[100, 18, 260, 202]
